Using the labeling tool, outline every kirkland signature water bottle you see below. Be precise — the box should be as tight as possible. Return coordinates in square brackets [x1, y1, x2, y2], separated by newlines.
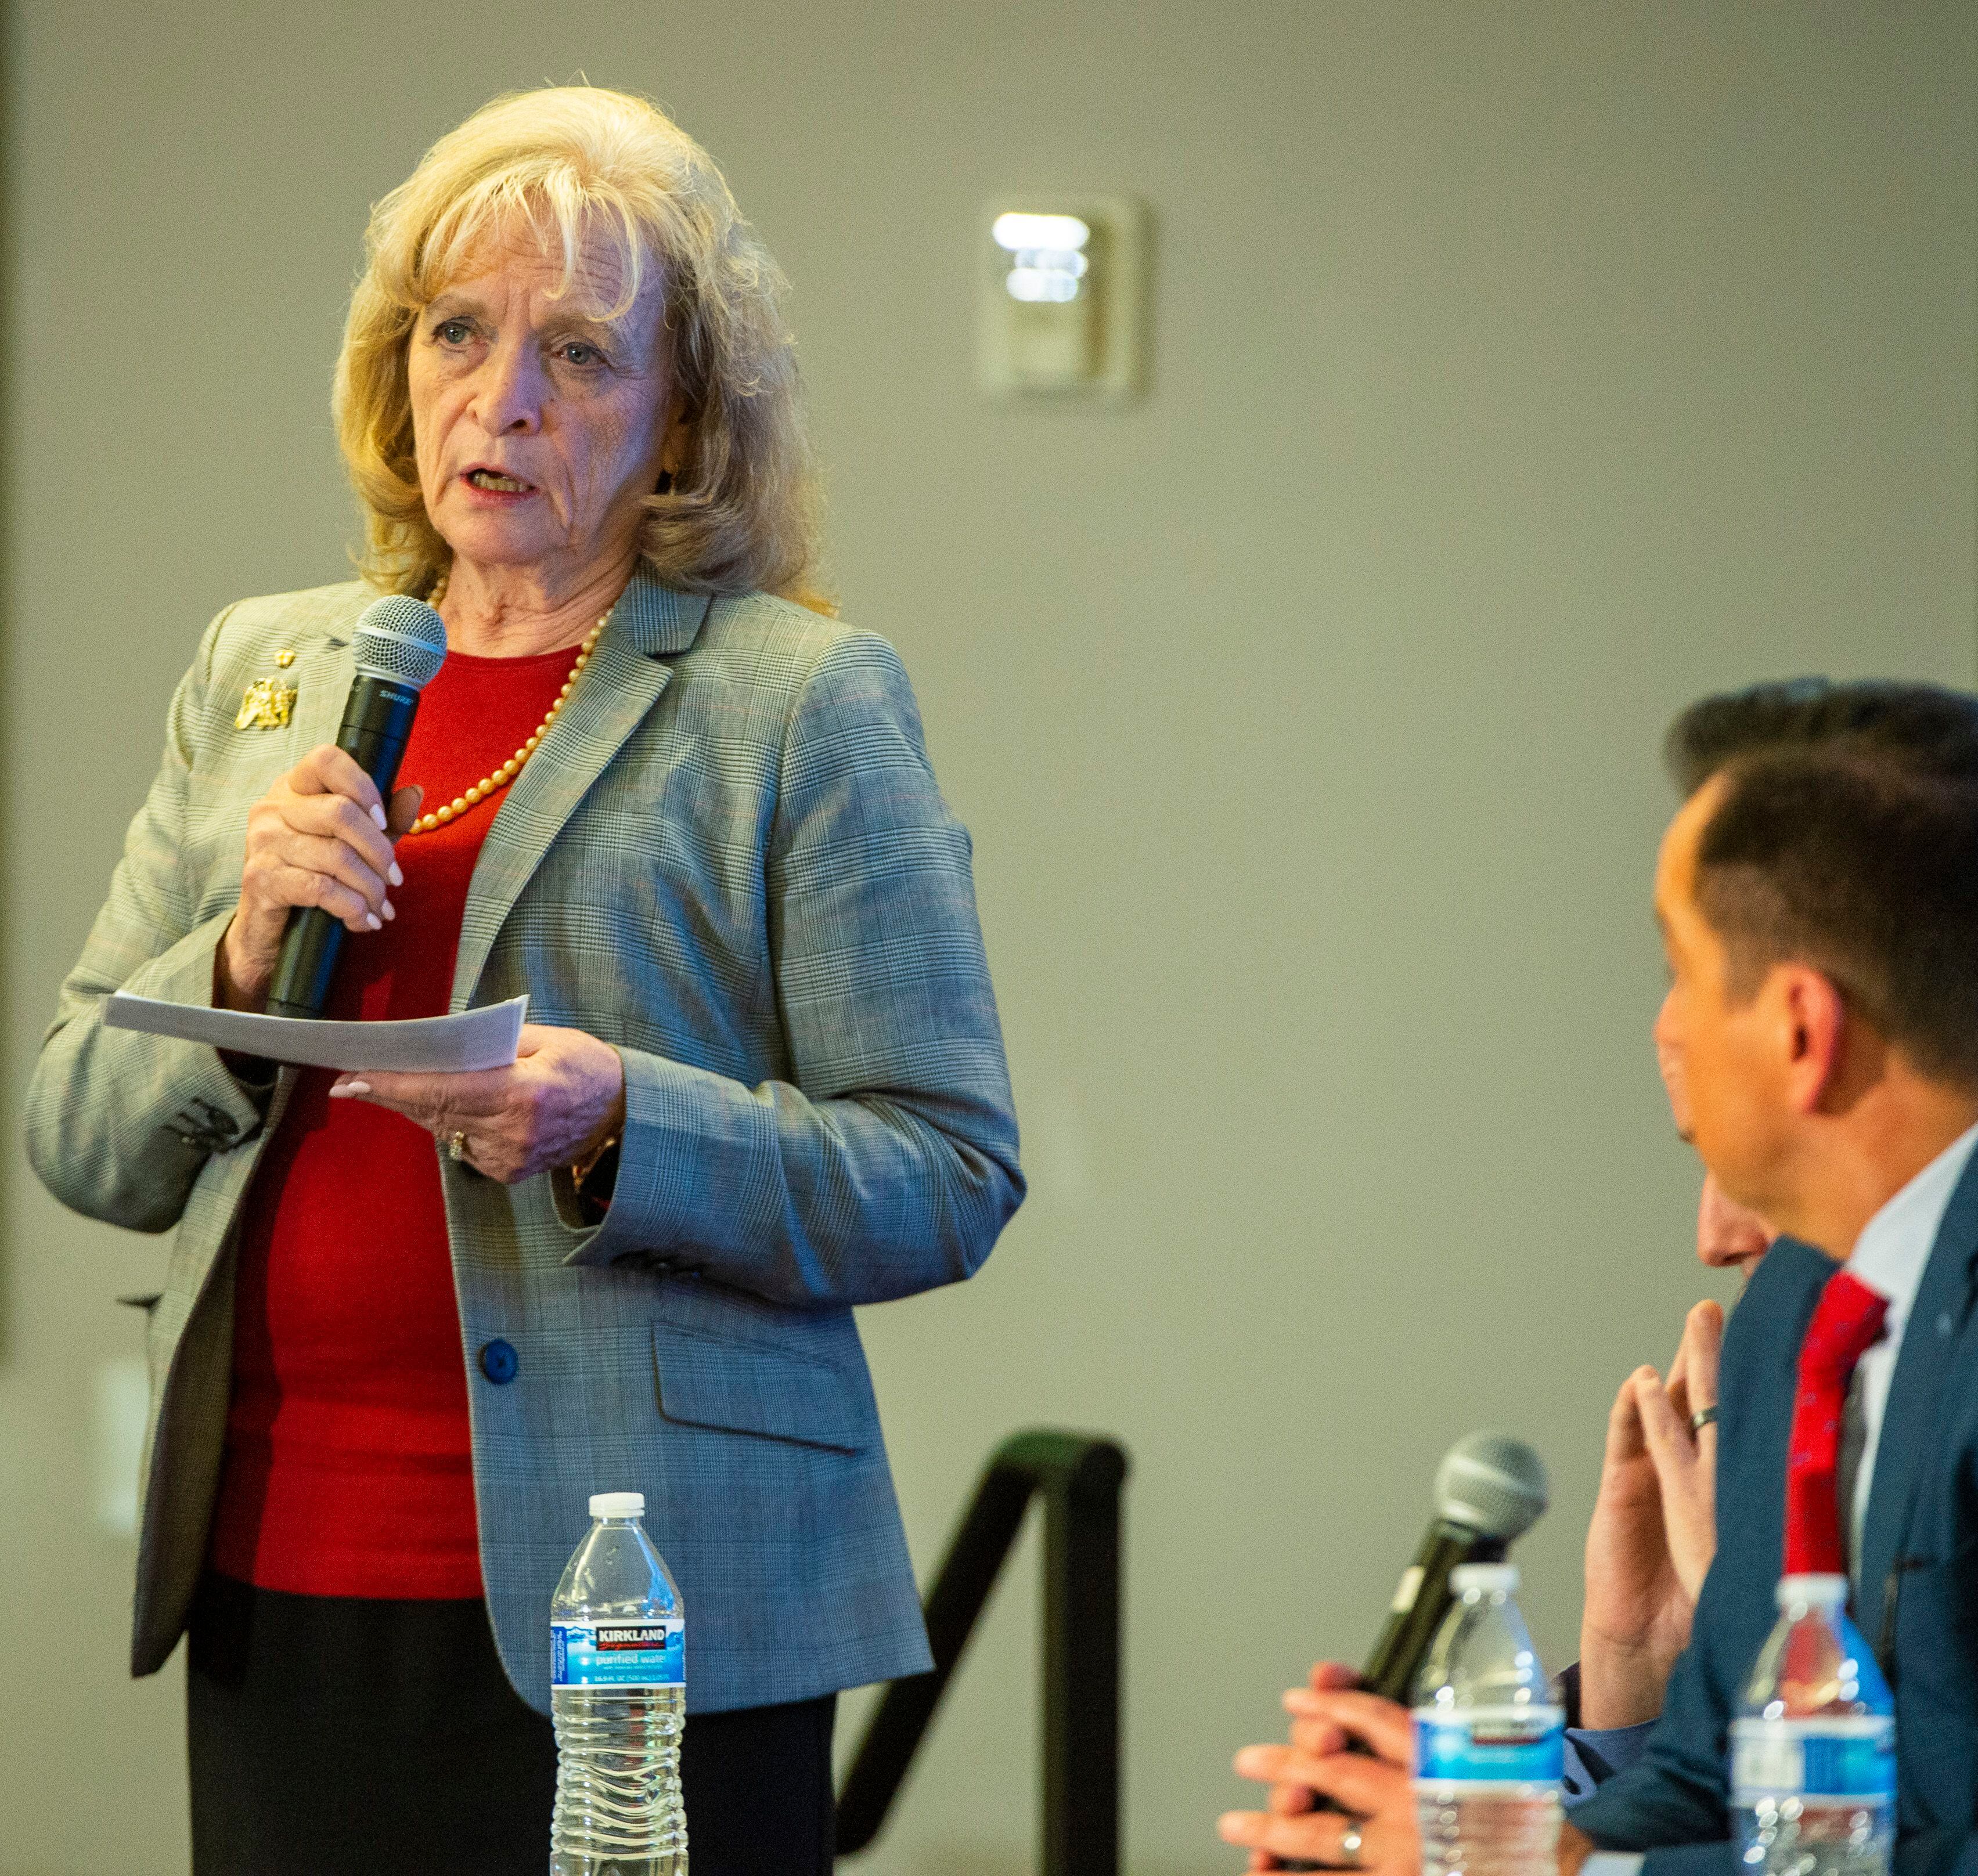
[1413, 1563, 1564, 1876]
[550, 1492, 688, 1875]
[1731, 1574, 1896, 1876]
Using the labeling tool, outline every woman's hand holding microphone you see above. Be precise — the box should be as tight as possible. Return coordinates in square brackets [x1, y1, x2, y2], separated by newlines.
[216, 744, 421, 1013]
[216, 744, 625, 1186]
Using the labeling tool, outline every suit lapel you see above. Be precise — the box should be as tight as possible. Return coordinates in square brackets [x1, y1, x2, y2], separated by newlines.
[1856, 1146, 1978, 1648]
[1731, 1238, 1830, 1564]
[448, 570, 711, 1012]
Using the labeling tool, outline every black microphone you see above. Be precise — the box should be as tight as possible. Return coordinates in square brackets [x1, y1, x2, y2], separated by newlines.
[264, 596, 449, 1019]
[1278, 1433, 1549, 1871]
[1360, 1430, 1549, 1701]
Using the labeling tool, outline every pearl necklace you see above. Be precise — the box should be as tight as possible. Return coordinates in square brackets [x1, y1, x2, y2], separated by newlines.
[405, 611, 608, 836]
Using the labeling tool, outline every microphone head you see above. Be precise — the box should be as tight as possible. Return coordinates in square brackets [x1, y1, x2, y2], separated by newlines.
[1433, 1430, 1548, 1541]
[352, 595, 448, 690]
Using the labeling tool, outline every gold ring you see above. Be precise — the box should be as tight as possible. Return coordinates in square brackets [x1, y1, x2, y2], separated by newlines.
[448, 1130, 469, 1163]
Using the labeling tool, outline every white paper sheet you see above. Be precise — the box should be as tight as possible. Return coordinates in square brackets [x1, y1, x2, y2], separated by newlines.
[103, 991, 528, 1074]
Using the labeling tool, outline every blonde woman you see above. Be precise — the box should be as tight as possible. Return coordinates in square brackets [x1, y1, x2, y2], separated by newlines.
[28, 86, 1021, 1875]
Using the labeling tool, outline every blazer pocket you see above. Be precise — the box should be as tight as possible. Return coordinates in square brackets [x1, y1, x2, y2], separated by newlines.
[651, 1324, 866, 1453]
[116, 1292, 164, 1312]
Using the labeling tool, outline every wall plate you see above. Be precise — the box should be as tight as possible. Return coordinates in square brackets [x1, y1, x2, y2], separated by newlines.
[979, 196, 1148, 401]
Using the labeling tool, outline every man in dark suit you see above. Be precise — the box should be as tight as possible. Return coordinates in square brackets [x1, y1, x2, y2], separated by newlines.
[1220, 680, 1978, 1876]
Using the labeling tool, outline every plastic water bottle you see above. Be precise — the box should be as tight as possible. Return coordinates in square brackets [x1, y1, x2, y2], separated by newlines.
[550, 1491, 688, 1875]
[1412, 1563, 1564, 1876]
[1731, 1574, 1895, 1876]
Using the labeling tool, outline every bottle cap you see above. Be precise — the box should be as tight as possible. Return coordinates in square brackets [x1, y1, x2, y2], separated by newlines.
[1777, 1572, 1847, 1607]
[589, 1491, 646, 1520]
[1450, 1563, 1519, 1596]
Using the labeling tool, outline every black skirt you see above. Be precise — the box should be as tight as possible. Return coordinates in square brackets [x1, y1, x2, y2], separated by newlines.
[186, 1572, 835, 1875]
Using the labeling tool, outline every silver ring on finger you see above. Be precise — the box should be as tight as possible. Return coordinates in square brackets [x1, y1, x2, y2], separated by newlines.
[1691, 1405, 1719, 1433]
[1338, 1824, 1365, 1867]
[448, 1130, 470, 1164]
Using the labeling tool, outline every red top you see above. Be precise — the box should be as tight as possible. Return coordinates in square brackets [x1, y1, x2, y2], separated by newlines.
[209, 641, 576, 1599]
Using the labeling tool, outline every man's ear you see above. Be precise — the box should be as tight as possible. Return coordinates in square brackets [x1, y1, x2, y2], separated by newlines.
[1777, 965, 1849, 1114]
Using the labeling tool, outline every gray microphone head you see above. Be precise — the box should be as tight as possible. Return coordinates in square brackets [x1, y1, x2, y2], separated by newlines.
[1434, 1430, 1548, 1542]
[352, 595, 448, 690]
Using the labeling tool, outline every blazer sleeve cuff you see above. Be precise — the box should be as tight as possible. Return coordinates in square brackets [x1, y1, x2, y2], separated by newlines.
[1564, 1719, 1658, 1801]
[552, 1045, 743, 1269]
[114, 908, 274, 1149]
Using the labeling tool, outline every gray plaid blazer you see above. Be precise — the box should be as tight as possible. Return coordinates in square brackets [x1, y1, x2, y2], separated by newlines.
[25, 564, 1022, 1715]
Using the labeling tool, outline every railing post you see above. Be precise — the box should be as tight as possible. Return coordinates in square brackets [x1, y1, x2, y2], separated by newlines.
[834, 1429, 1129, 1871]
[1036, 1437, 1127, 1876]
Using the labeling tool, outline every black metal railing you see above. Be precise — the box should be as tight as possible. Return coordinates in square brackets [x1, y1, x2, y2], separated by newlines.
[835, 1428, 1130, 1874]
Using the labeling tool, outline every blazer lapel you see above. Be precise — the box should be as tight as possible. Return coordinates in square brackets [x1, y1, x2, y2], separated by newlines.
[1731, 1238, 1830, 1567]
[282, 624, 355, 756]
[1855, 1145, 1978, 1650]
[449, 569, 711, 1012]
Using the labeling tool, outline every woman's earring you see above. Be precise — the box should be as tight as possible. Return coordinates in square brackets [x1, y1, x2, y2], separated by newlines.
[655, 470, 675, 495]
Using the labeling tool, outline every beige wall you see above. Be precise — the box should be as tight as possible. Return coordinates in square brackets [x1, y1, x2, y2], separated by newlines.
[2, 3, 1972, 1872]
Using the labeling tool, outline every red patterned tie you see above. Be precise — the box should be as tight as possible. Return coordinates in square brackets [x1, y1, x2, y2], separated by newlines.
[1784, 1267, 1889, 1575]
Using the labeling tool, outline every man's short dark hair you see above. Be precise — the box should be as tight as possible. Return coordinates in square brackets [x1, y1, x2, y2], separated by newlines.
[1664, 679, 1978, 1090]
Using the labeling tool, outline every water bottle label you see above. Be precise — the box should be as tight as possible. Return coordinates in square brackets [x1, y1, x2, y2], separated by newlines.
[1730, 1718, 1895, 1801]
[551, 1618, 685, 1689]
[1413, 1705, 1565, 1786]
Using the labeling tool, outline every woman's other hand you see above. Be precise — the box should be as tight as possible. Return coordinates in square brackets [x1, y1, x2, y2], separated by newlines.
[1219, 1667, 1419, 1873]
[328, 1023, 627, 1185]
[218, 745, 422, 1011]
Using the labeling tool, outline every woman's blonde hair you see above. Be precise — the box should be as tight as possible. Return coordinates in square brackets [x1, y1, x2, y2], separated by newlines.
[334, 85, 826, 607]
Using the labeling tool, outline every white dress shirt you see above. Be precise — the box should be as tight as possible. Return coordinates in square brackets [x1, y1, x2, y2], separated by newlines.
[1840, 1120, 1978, 1574]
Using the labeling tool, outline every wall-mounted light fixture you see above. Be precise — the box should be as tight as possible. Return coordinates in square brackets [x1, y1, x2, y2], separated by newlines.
[980, 197, 1147, 401]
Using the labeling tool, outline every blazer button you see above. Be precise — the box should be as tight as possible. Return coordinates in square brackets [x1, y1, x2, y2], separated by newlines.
[479, 1339, 519, 1385]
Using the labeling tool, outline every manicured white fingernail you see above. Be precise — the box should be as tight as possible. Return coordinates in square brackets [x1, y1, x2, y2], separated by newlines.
[329, 1080, 370, 1098]
[371, 803, 388, 828]
[388, 863, 403, 887]
[381, 900, 395, 921]
[366, 912, 381, 930]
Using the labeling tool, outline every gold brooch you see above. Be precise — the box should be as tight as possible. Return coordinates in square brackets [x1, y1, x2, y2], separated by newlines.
[236, 674, 297, 730]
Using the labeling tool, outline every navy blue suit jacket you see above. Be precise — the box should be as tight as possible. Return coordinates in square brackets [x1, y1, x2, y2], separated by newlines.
[1573, 1150, 1978, 1876]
